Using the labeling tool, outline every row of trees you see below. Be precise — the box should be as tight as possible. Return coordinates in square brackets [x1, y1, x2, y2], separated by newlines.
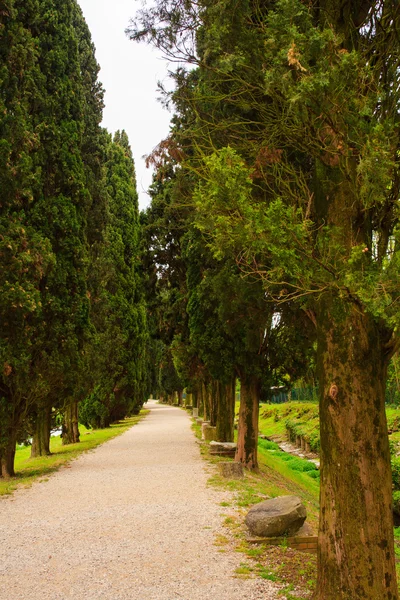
[0, 0, 151, 477]
[130, 1, 400, 598]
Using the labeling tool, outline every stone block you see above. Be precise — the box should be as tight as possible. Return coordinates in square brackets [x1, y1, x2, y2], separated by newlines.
[203, 424, 217, 442]
[201, 421, 210, 440]
[218, 461, 244, 479]
[209, 441, 237, 457]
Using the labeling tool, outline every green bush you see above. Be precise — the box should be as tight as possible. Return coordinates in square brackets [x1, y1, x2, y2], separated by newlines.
[393, 491, 400, 518]
[258, 439, 280, 451]
[391, 456, 400, 490]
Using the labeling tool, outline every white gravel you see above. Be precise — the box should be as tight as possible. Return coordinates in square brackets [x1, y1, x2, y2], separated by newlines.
[0, 401, 279, 599]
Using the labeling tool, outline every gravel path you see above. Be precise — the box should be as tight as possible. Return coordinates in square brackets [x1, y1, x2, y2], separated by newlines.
[0, 401, 279, 599]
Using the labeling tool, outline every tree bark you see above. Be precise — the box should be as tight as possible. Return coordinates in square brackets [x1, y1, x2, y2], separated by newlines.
[208, 379, 218, 426]
[200, 381, 207, 419]
[0, 429, 17, 478]
[62, 401, 80, 445]
[192, 388, 198, 409]
[31, 404, 52, 458]
[316, 298, 397, 599]
[235, 373, 260, 470]
[216, 378, 235, 442]
[177, 389, 183, 406]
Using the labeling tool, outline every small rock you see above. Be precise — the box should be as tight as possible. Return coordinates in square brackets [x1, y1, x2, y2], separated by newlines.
[245, 495, 307, 537]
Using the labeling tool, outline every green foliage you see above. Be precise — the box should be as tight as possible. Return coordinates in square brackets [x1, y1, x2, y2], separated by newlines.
[85, 131, 150, 424]
[0, 0, 96, 465]
[258, 438, 319, 479]
[392, 457, 400, 491]
[0, 3, 149, 471]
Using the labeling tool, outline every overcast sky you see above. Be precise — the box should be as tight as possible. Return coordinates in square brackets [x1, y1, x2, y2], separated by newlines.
[77, 0, 172, 210]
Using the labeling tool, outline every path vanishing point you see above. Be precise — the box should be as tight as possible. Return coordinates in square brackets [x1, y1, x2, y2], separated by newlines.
[0, 401, 279, 600]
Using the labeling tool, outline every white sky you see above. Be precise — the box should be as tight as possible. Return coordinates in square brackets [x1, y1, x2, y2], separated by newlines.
[77, 0, 172, 210]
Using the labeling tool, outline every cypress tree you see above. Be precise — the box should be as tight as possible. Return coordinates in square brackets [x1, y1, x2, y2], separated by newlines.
[79, 131, 149, 429]
[0, 0, 55, 474]
[0, 0, 100, 469]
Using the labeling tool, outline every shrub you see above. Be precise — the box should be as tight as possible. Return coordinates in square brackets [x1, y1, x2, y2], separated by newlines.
[391, 456, 400, 490]
[258, 439, 280, 451]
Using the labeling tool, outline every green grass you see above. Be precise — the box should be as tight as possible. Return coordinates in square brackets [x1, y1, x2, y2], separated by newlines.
[191, 413, 321, 597]
[252, 401, 400, 456]
[0, 411, 149, 497]
[394, 527, 400, 584]
[258, 444, 320, 502]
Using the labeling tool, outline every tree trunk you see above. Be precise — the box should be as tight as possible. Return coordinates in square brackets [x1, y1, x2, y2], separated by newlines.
[31, 404, 52, 458]
[200, 381, 206, 419]
[209, 379, 218, 426]
[192, 388, 198, 409]
[185, 392, 193, 407]
[0, 429, 17, 478]
[316, 298, 397, 599]
[216, 378, 235, 442]
[62, 401, 80, 445]
[177, 389, 183, 406]
[235, 373, 260, 470]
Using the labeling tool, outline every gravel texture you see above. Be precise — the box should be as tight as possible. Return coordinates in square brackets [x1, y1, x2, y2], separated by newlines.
[0, 401, 279, 599]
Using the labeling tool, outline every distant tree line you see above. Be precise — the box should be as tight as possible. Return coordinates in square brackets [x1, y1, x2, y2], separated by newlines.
[0, 0, 151, 477]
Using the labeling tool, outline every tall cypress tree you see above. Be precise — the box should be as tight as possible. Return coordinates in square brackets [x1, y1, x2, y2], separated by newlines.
[0, 0, 98, 471]
[0, 0, 55, 474]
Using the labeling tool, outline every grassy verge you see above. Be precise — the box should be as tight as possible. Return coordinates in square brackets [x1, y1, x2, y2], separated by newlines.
[0, 410, 149, 497]
[192, 419, 318, 599]
[227, 402, 400, 596]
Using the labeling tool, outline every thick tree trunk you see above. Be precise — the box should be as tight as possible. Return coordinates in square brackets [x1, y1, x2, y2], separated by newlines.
[235, 373, 260, 470]
[62, 401, 80, 445]
[316, 299, 397, 599]
[0, 429, 17, 478]
[216, 378, 235, 442]
[31, 404, 52, 458]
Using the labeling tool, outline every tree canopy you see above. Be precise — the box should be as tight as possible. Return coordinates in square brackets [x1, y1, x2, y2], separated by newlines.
[130, 0, 400, 597]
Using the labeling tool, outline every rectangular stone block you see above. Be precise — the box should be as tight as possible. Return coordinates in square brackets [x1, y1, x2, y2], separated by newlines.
[203, 424, 217, 442]
[218, 461, 244, 479]
[209, 441, 237, 457]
